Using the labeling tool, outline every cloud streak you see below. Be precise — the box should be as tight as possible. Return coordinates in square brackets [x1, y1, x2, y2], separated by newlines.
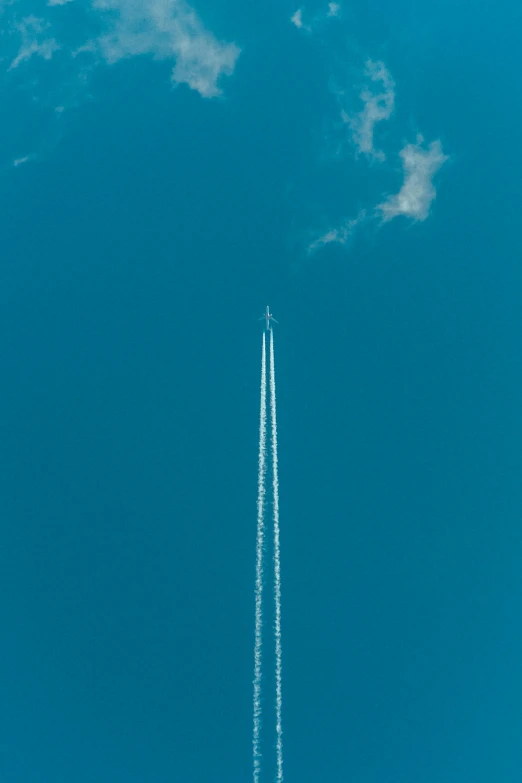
[13, 155, 33, 167]
[377, 137, 448, 222]
[308, 210, 366, 254]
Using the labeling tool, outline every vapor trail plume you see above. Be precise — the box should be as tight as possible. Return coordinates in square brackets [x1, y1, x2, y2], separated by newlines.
[253, 331, 267, 783]
[269, 328, 284, 783]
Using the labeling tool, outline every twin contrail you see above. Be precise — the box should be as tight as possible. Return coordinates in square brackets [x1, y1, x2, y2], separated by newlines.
[253, 328, 284, 783]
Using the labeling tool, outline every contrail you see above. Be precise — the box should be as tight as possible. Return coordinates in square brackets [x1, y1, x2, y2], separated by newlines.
[253, 331, 267, 783]
[252, 327, 284, 783]
[269, 328, 284, 783]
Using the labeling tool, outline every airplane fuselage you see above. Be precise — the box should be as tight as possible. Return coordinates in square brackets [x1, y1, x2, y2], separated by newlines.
[260, 305, 278, 330]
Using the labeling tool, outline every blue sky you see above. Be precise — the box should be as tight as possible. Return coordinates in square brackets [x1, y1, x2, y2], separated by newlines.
[1, 1, 522, 782]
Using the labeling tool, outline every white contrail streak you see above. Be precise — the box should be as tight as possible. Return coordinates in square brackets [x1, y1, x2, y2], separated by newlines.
[269, 328, 284, 783]
[253, 331, 267, 783]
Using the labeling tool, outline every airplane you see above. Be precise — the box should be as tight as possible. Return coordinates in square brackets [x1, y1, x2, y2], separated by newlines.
[259, 305, 278, 331]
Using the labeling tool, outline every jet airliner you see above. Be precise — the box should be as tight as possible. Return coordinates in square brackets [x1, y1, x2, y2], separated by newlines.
[260, 306, 278, 331]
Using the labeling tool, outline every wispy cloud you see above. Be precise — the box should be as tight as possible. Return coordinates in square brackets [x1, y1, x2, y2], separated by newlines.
[290, 9, 305, 29]
[93, 0, 240, 98]
[2, 0, 240, 169]
[7, 0, 239, 99]
[308, 210, 366, 254]
[8, 16, 60, 70]
[290, 4, 340, 32]
[343, 59, 394, 161]
[13, 155, 33, 167]
[289, 7, 449, 253]
[307, 135, 448, 252]
[377, 137, 448, 222]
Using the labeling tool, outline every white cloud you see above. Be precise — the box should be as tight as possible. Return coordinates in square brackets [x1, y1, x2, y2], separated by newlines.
[1, 0, 239, 169]
[291, 4, 340, 31]
[308, 134, 448, 252]
[6, 1, 239, 100]
[344, 59, 394, 161]
[9, 16, 60, 70]
[377, 137, 448, 222]
[308, 210, 366, 253]
[93, 0, 240, 98]
[13, 155, 32, 167]
[290, 9, 305, 29]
